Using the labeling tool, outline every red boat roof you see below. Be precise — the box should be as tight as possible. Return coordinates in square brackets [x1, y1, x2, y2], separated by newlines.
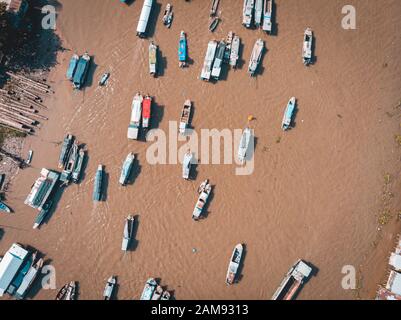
[142, 97, 152, 118]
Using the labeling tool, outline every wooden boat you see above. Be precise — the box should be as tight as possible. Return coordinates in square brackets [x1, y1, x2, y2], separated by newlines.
[149, 42, 157, 76]
[254, 0, 263, 27]
[15, 257, 44, 300]
[242, 0, 255, 28]
[99, 72, 110, 86]
[179, 100, 192, 135]
[248, 39, 264, 76]
[182, 150, 194, 180]
[121, 215, 135, 251]
[66, 54, 79, 81]
[0, 201, 11, 213]
[33, 200, 53, 229]
[161, 290, 171, 300]
[178, 31, 187, 68]
[59, 134, 74, 169]
[56, 281, 76, 300]
[211, 41, 226, 80]
[209, 17, 220, 32]
[229, 35, 240, 68]
[282, 97, 296, 131]
[151, 285, 163, 300]
[200, 40, 218, 81]
[72, 148, 85, 183]
[263, 0, 273, 33]
[25, 150, 33, 165]
[140, 278, 157, 300]
[210, 0, 220, 16]
[92, 165, 104, 202]
[302, 28, 313, 66]
[119, 153, 135, 186]
[103, 276, 116, 300]
[162, 3, 173, 28]
[238, 127, 252, 164]
[142, 95, 152, 129]
[127, 93, 143, 140]
[192, 180, 212, 221]
[226, 244, 243, 285]
[272, 260, 312, 300]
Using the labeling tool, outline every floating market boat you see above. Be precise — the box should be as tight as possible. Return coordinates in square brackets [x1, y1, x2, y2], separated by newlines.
[223, 31, 233, 63]
[248, 39, 264, 76]
[179, 100, 192, 135]
[149, 42, 157, 76]
[209, 17, 220, 32]
[66, 54, 79, 81]
[72, 148, 85, 183]
[60, 141, 79, 184]
[162, 3, 173, 28]
[33, 200, 53, 229]
[25, 169, 60, 211]
[302, 28, 313, 66]
[99, 72, 110, 86]
[119, 153, 135, 186]
[151, 285, 163, 300]
[122, 215, 135, 251]
[282, 97, 296, 131]
[7, 252, 36, 296]
[73, 52, 91, 89]
[192, 180, 212, 221]
[238, 127, 253, 164]
[103, 276, 116, 300]
[59, 134, 74, 168]
[140, 278, 157, 300]
[182, 151, 194, 180]
[226, 244, 243, 285]
[200, 40, 218, 81]
[272, 260, 312, 300]
[136, 0, 154, 38]
[243, 0, 255, 28]
[142, 95, 152, 129]
[0, 201, 11, 213]
[254, 0, 263, 27]
[263, 0, 273, 33]
[178, 31, 187, 68]
[15, 257, 44, 300]
[25, 150, 33, 165]
[161, 290, 171, 300]
[93, 165, 104, 202]
[56, 281, 76, 300]
[229, 35, 240, 68]
[127, 93, 143, 140]
[210, 0, 220, 16]
[211, 41, 226, 80]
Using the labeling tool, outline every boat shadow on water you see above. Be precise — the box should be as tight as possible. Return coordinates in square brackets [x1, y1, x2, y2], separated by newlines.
[144, 2, 162, 39]
[83, 56, 98, 89]
[270, 1, 279, 36]
[235, 41, 246, 71]
[24, 254, 50, 300]
[310, 34, 317, 65]
[149, 100, 165, 130]
[0, 228, 4, 241]
[254, 48, 268, 77]
[101, 171, 109, 202]
[130, 215, 140, 251]
[235, 243, 247, 284]
[39, 183, 66, 228]
[126, 157, 142, 187]
[156, 47, 167, 77]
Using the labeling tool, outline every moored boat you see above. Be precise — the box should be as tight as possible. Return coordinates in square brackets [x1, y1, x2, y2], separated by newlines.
[192, 180, 212, 221]
[238, 127, 253, 164]
[162, 3, 173, 28]
[33, 200, 53, 229]
[302, 28, 313, 66]
[229, 35, 240, 68]
[149, 42, 157, 76]
[0, 201, 11, 213]
[248, 39, 264, 76]
[281, 97, 296, 131]
[254, 0, 263, 27]
[59, 134, 74, 169]
[25, 169, 59, 211]
[182, 150, 194, 180]
[210, 0, 220, 16]
[122, 215, 135, 251]
[73, 52, 91, 89]
[272, 260, 312, 300]
[93, 165, 104, 202]
[25, 150, 33, 165]
[127, 93, 143, 140]
[15, 257, 44, 300]
[60, 141, 79, 184]
[55, 281, 77, 300]
[136, 0, 154, 38]
[72, 148, 85, 183]
[7, 251, 36, 295]
[140, 278, 157, 300]
[224, 31, 233, 63]
[151, 285, 163, 300]
[142, 95, 152, 129]
[226, 244, 243, 285]
[209, 16, 220, 32]
[179, 100, 192, 135]
[178, 31, 187, 68]
[211, 41, 226, 80]
[242, 0, 255, 28]
[263, 0, 273, 33]
[119, 153, 135, 186]
[99, 72, 110, 86]
[200, 40, 218, 81]
[66, 54, 79, 81]
[103, 276, 116, 300]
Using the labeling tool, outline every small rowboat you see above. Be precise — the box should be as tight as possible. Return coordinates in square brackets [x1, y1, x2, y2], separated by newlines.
[25, 150, 33, 165]
[0, 201, 12, 213]
[282, 97, 296, 131]
[99, 72, 110, 86]
[103, 276, 116, 300]
[209, 17, 220, 32]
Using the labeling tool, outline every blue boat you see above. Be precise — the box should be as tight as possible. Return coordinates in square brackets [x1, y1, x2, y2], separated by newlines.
[6, 252, 35, 296]
[178, 31, 187, 68]
[66, 54, 79, 80]
[33, 201, 53, 229]
[282, 97, 296, 131]
[93, 165, 104, 202]
[0, 201, 11, 213]
[73, 52, 91, 89]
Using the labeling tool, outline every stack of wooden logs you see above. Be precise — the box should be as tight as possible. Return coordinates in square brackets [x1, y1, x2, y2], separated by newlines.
[0, 71, 52, 134]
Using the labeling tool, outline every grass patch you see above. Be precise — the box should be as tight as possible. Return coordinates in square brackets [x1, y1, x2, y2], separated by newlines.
[0, 127, 26, 146]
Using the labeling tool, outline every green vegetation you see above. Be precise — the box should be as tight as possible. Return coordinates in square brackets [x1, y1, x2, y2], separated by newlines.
[0, 127, 26, 146]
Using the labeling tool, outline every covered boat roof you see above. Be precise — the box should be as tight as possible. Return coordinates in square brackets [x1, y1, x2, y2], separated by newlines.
[136, 0, 153, 35]
[142, 98, 151, 118]
[386, 271, 401, 295]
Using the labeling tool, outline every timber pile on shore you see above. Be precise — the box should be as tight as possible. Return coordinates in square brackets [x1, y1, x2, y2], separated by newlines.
[0, 71, 52, 134]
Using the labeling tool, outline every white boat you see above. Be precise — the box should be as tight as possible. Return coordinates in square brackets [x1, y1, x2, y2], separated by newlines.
[254, 0, 263, 27]
[238, 127, 252, 164]
[25, 150, 33, 165]
[302, 28, 313, 65]
[122, 215, 135, 251]
[179, 100, 192, 135]
[200, 40, 218, 81]
[151, 285, 163, 300]
[192, 180, 212, 221]
[282, 97, 296, 131]
[226, 244, 243, 285]
[136, 0, 154, 38]
[242, 0, 255, 28]
[119, 152, 135, 186]
[149, 42, 157, 76]
[182, 151, 194, 180]
[248, 38, 264, 76]
[162, 3, 173, 28]
[127, 93, 143, 140]
[229, 35, 240, 68]
[262, 0, 273, 32]
[103, 276, 116, 300]
[140, 278, 157, 300]
[15, 257, 43, 300]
